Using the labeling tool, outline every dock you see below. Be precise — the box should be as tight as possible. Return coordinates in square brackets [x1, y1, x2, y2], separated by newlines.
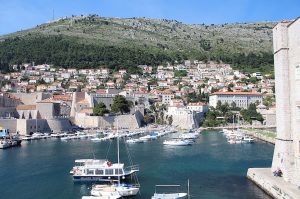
[247, 168, 300, 199]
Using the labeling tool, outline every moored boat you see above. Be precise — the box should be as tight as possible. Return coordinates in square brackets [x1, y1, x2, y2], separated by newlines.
[179, 132, 199, 139]
[151, 182, 189, 199]
[163, 139, 192, 146]
[0, 139, 10, 149]
[71, 159, 139, 182]
[243, 136, 255, 143]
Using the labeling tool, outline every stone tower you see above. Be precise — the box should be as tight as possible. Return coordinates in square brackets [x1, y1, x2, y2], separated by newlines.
[272, 18, 300, 185]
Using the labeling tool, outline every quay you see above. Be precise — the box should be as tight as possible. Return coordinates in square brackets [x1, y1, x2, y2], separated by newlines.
[241, 129, 275, 145]
[199, 126, 276, 144]
[247, 168, 300, 199]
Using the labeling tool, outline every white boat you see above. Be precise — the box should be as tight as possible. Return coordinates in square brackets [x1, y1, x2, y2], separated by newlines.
[0, 139, 11, 149]
[151, 182, 189, 199]
[77, 132, 88, 139]
[31, 132, 44, 140]
[22, 135, 33, 141]
[51, 133, 63, 138]
[152, 192, 187, 199]
[180, 132, 199, 139]
[71, 159, 139, 182]
[89, 120, 140, 197]
[126, 139, 144, 144]
[163, 139, 192, 146]
[91, 138, 102, 142]
[91, 184, 139, 198]
[71, 123, 139, 182]
[82, 195, 121, 199]
[243, 136, 255, 143]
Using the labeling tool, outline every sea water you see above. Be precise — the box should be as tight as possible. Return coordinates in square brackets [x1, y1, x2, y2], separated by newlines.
[0, 131, 273, 199]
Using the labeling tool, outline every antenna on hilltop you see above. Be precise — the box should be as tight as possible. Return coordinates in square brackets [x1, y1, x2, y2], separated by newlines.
[52, 9, 55, 21]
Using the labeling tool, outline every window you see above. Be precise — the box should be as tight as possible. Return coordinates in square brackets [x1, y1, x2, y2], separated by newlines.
[296, 65, 300, 80]
[87, 169, 94, 175]
[95, 169, 103, 175]
[297, 106, 300, 119]
[105, 169, 114, 175]
[115, 169, 123, 175]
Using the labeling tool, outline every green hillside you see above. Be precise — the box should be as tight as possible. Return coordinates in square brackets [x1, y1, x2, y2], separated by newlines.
[0, 15, 275, 73]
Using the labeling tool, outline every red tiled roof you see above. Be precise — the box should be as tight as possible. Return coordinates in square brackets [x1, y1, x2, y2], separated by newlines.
[52, 94, 72, 101]
[188, 102, 207, 106]
[16, 105, 36, 110]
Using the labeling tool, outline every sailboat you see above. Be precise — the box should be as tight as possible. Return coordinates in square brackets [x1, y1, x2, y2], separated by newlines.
[151, 180, 190, 199]
[90, 120, 140, 197]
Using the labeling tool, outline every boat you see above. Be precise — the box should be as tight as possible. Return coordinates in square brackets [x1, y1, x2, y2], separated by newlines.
[71, 159, 139, 182]
[91, 137, 103, 142]
[71, 125, 139, 182]
[179, 132, 199, 139]
[151, 181, 189, 199]
[163, 139, 192, 146]
[243, 136, 255, 143]
[22, 135, 33, 141]
[0, 139, 11, 149]
[91, 184, 139, 198]
[126, 138, 144, 144]
[90, 120, 140, 197]
[82, 195, 121, 199]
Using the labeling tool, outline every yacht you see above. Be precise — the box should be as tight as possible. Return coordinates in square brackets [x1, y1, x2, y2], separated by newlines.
[22, 135, 33, 141]
[151, 183, 189, 199]
[91, 184, 139, 198]
[126, 138, 144, 144]
[163, 139, 192, 146]
[91, 137, 103, 142]
[179, 132, 199, 139]
[82, 195, 121, 199]
[71, 159, 139, 182]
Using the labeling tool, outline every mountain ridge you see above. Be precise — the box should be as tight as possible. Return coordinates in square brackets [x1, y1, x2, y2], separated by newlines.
[0, 15, 275, 73]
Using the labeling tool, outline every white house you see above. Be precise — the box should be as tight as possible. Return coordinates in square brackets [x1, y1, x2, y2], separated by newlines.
[209, 92, 263, 109]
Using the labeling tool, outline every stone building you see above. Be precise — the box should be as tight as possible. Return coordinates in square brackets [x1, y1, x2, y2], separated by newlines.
[209, 92, 263, 109]
[271, 18, 300, 185]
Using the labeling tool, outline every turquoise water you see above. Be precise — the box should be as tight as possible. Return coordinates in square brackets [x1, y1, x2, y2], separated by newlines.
[0, 131, 274, 199]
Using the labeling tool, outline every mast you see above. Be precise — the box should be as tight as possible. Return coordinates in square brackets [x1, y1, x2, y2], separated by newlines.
[117, 119, 120, 186]
[188, 179, 190, 199]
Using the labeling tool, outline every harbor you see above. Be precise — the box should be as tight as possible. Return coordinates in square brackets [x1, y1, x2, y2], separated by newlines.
[0, 131, 274, 199]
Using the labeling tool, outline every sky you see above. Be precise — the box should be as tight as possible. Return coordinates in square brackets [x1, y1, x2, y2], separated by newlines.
[0, 0, 299, 35]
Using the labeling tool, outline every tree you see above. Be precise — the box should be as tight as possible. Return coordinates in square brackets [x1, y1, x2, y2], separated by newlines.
[37, 78, 46, 85]
[167, 115, 173, 125]
[231, 102, 237, 110]
[263, 96, 275, 108]
[240, 103, 264, 124]
[174, 70, 187, 77]
[20, 76, 29, 81]
[93, 102, 109, 116]
[111, 95, 132, 114]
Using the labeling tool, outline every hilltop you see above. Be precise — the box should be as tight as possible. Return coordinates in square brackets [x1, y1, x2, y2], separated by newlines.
[0, 15, 275, 73]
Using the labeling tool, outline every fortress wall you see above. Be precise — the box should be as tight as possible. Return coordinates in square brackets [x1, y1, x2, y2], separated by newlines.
[0, 119, 17, 133]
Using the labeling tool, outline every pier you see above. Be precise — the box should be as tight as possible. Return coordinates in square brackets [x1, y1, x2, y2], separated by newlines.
[247, 168, 300, 199]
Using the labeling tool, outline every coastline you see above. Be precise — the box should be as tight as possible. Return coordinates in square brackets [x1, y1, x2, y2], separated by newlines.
[200, 126, 276, 145]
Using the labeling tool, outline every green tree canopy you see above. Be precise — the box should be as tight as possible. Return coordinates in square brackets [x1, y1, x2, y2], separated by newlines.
[111, 95, 132, 114]
[240, 103, 264, 124]
[93, 102, 109, 116]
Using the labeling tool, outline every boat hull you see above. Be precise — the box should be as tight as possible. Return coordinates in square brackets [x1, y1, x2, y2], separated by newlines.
[73, 173, 136, 182]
